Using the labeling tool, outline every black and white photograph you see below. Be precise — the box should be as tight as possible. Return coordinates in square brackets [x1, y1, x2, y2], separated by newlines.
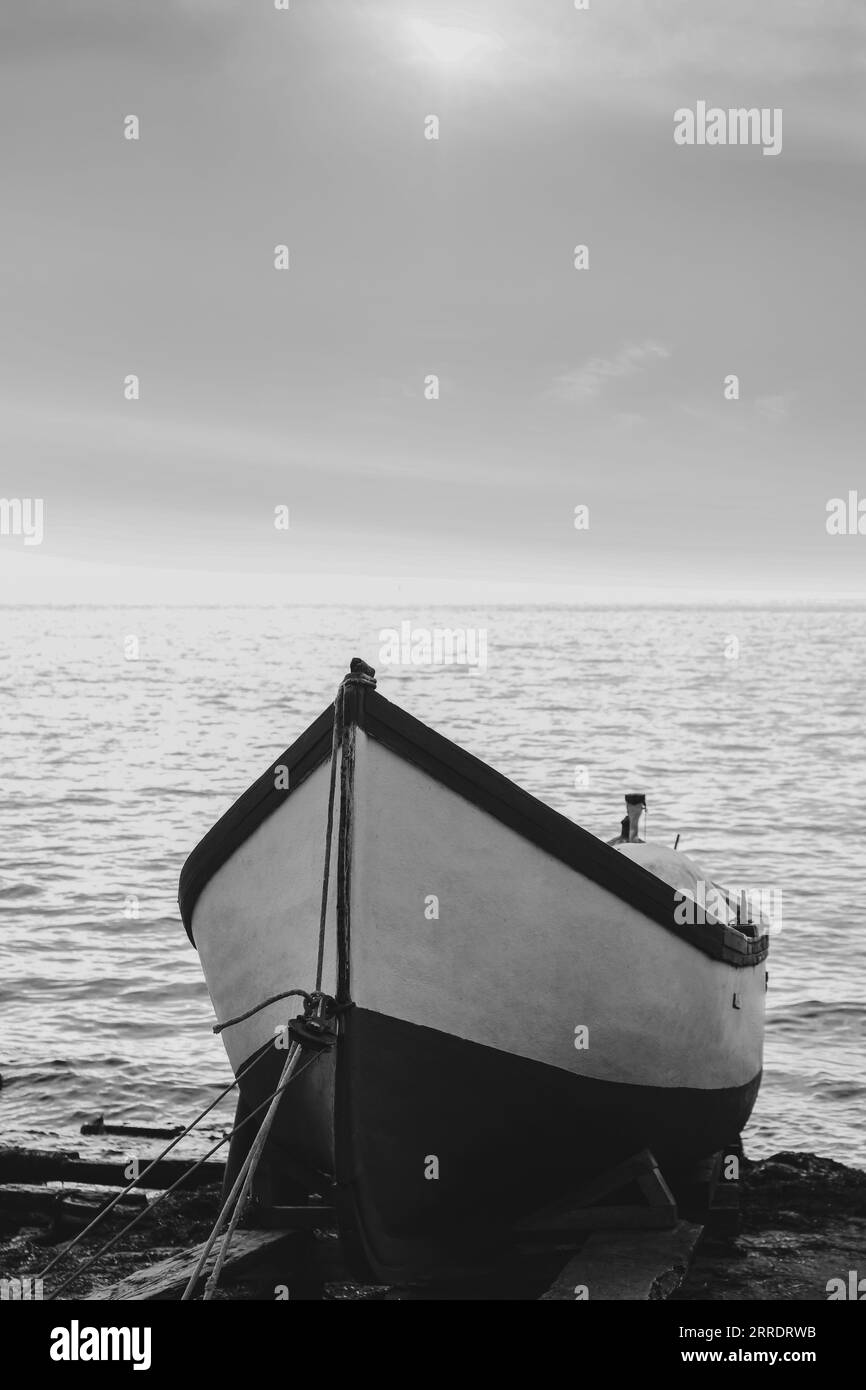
[1, 0, 864, 1365]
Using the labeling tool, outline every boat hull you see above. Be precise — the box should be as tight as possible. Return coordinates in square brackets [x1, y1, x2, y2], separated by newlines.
[225, 1006, 760, 1281]
[336, 1006, 761, 1280]
[182, 680, 768, 1283]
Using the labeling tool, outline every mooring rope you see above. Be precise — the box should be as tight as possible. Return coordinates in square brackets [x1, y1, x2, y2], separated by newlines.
[188, 663, 371, 1296]
[37, 1042, 271, 1283]
[186, 1042, 305, 1301]
[315, 684, 344, 991]
[44, 1046, 326, 1301]
[45, 660, 372, 1301]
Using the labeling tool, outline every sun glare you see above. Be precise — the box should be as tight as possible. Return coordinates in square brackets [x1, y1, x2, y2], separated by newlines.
[412, 19, 503, 66]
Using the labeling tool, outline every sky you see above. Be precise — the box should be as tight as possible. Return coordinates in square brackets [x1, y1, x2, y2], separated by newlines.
[1, 0, 865, 604]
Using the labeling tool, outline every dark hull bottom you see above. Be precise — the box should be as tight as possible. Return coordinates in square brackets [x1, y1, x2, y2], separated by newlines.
[227, 1007, 761, 1283]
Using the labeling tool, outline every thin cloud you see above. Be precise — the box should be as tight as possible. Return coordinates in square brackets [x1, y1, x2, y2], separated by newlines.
[755, 394, 793, 422]
[550, 341, 671, 402]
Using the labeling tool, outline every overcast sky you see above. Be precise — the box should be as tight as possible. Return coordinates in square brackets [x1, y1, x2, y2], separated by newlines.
[2, 0, 865, 604]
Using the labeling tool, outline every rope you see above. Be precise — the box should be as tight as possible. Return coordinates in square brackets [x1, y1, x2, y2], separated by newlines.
[316, 663, 372, 990]
[37, 1042, 270, 1282]
[315, 684, 343, 990]
[217, 663, 360, 1025]
[214, 989, 310, 1035]
[189, 667, 366, 1296]
[47, 661, 370, 1300]
[191, 1043, 304, 1301]
[44, 1046, 325, 1300]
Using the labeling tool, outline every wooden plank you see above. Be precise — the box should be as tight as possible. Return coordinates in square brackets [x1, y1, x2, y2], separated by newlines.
[0, 1184, 146, 1215]
[637, 1166, 677, 1208]
[0, 1147, 80, 1183]
[50, 1182, 149, 1205]
[515, 1149, 658, 1230]
[81, 1116, 184, 1140]
[515, 1149, 676, 1237]
[0, 1148, 224, 1190]
[87, 1229, 301, 1301]
[64, 1159, 224, 1190]
[539, 1220, 704, 1301]
[0, 1183, 61, 1208]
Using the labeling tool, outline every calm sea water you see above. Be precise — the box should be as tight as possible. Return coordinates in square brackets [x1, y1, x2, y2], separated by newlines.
[1, 606, 864, 1169]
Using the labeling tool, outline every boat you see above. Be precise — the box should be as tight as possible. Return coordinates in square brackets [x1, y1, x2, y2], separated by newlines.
[178, 659, 769, 1283]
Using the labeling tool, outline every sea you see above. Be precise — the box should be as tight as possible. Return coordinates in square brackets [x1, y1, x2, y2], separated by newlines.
[1, 605, 864, 1170]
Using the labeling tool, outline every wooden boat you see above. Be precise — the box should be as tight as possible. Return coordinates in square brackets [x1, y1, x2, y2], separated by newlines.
[178, 660, 768, 1283]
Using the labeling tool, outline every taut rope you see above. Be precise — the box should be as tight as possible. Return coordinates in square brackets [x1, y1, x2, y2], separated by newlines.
[43, 658, 373, 1301]
[183, 1042, 305, 1300]
[43, 1046, 327, 1300]
[188, 659, 374, 1298]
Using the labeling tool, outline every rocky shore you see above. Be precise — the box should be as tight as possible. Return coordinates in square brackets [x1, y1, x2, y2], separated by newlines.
[1, 1150, 863, 1300]
[674, 1151, 866, 1301]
